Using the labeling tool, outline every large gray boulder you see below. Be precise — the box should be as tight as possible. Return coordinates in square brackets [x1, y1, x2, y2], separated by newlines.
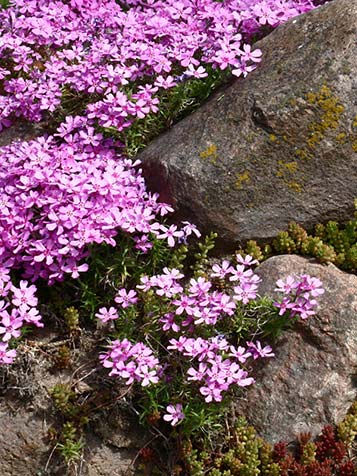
[237, 255, 357, 443]
[139, 0, 357, 246]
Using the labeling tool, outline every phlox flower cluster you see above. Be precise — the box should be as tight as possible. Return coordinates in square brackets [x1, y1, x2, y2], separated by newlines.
[0, 267, 42, 365]
[99, 255, 325, 413]
[0, 0, 319, 130]
[168, 335, 272, 403]
[274, 274, 325, 319]
[99, 338, 162, 387]
[0, 130, 176, 283]
[136, 256, 261, 329]
[100, 256, 274, 406]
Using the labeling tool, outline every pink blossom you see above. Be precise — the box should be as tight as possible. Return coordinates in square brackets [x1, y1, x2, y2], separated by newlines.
[114, 289, 138, 308]
[0, 342, 17, 364]
[163, 403, 184, 426]
[95, 307, 119, 323]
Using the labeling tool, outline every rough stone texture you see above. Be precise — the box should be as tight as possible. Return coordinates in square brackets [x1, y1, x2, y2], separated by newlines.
[0, 410, 51, 476]
[0, 121, 46, 147]
[139, 0, 357, 246]
[236, 255, 357, 443]
[0, 330, 145, 476]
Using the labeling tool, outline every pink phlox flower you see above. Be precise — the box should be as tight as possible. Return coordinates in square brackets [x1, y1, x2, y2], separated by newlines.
[247, 341, 275, 360]
[211, 260, 234, 279]
[253, 2, 279, 26]
[62, 262, 89, 279]
[209, 335, 229, 351]
[136, 275, 154, 292]
[181, 221, 201, 239]
[114, 289, 138, 308]
[155, 202, 174, 216]
[154, 75, 177, 89]
[112, 360, 137, 383]
[167, 336, 188, 352]
[291, 297, 318, 320]
[0, 268, 11, 283]
[0, 310, 23, 342]
[275, 276, 299, 294]
[162, 267, 184, 280]
[222, 361, 243, 385]
[233, 281, 259, 304]
[236, 254, 258, 267]
[212, 293, 236, 316]
[159, 313, 180, 332]
[20, 307, 43, 327]
[229, 345, 252, 363]
[135, 364, 159, 387]
[193, 306, 219, 326]
[156, 224, 184, 247]
[172, 295, 196, 315]
[0, 342, 17, 365]
[95, 306, 119, 323]
[229, 264, 253, 282]
[185, 64, 208, 79]
[163, 403, 184, 426]
[134, 235, 153, 253]
[234, 368, 255, 387]
[188, 277, 211, 297]
[231, 60, 256, 78]
[11, 280, 38, 310]
[273, 296, 295, 316]
[0, 281, 11, 298]
[155, 275, 180, 298]
[199, 381, 226, 403]
[187, 362, 207, 381]
[297, 275, 325, 297]
[239, 44, 262, 63]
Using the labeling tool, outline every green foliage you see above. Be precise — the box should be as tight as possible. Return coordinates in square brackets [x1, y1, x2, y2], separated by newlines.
[49, 384, 88, 466]
[0, 0, 10, 8]
[63, 306, 80, 336]
[122, 68, 231, 158]
[230, 295, 286, 341]
[337, 401, 357, 447]
[176, 409, 356, 476]
[57, 422, 84, 464]
[238, 208, 357, 272]
[191, 231, 218, 276]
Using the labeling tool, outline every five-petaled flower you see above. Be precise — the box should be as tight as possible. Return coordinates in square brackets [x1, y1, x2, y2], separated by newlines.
[163, 404, 184, 426]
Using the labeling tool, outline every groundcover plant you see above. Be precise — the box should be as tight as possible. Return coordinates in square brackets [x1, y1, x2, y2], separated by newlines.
[0, 0, 334, 471]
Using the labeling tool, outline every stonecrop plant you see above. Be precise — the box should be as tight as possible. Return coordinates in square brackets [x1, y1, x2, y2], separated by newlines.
[0, 0, 335, 471]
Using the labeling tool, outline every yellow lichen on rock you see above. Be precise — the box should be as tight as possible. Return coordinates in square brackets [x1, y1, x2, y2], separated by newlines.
[199, 144, 218, 164]
[235, 170, 251, 189]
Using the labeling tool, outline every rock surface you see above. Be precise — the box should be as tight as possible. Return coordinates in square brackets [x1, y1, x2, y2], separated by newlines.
[139, 0, 357, 246]
[0, 330, 145, 476]
[236, 255, 357, 443]
[0, 121, 46, 147]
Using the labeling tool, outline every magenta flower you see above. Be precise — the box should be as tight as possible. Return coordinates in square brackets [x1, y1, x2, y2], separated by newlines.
[0, 343, 17, 365]
[247, 341, 275, 360]
[156, 225, 184, 247]
[163, 403, 184, 426]
[114, 289, 138, 308]
[211, 260, 234, 279]
[95, 307, 119, 323]
[11, 280, 38, 310]
[0, 311, 23, 342]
